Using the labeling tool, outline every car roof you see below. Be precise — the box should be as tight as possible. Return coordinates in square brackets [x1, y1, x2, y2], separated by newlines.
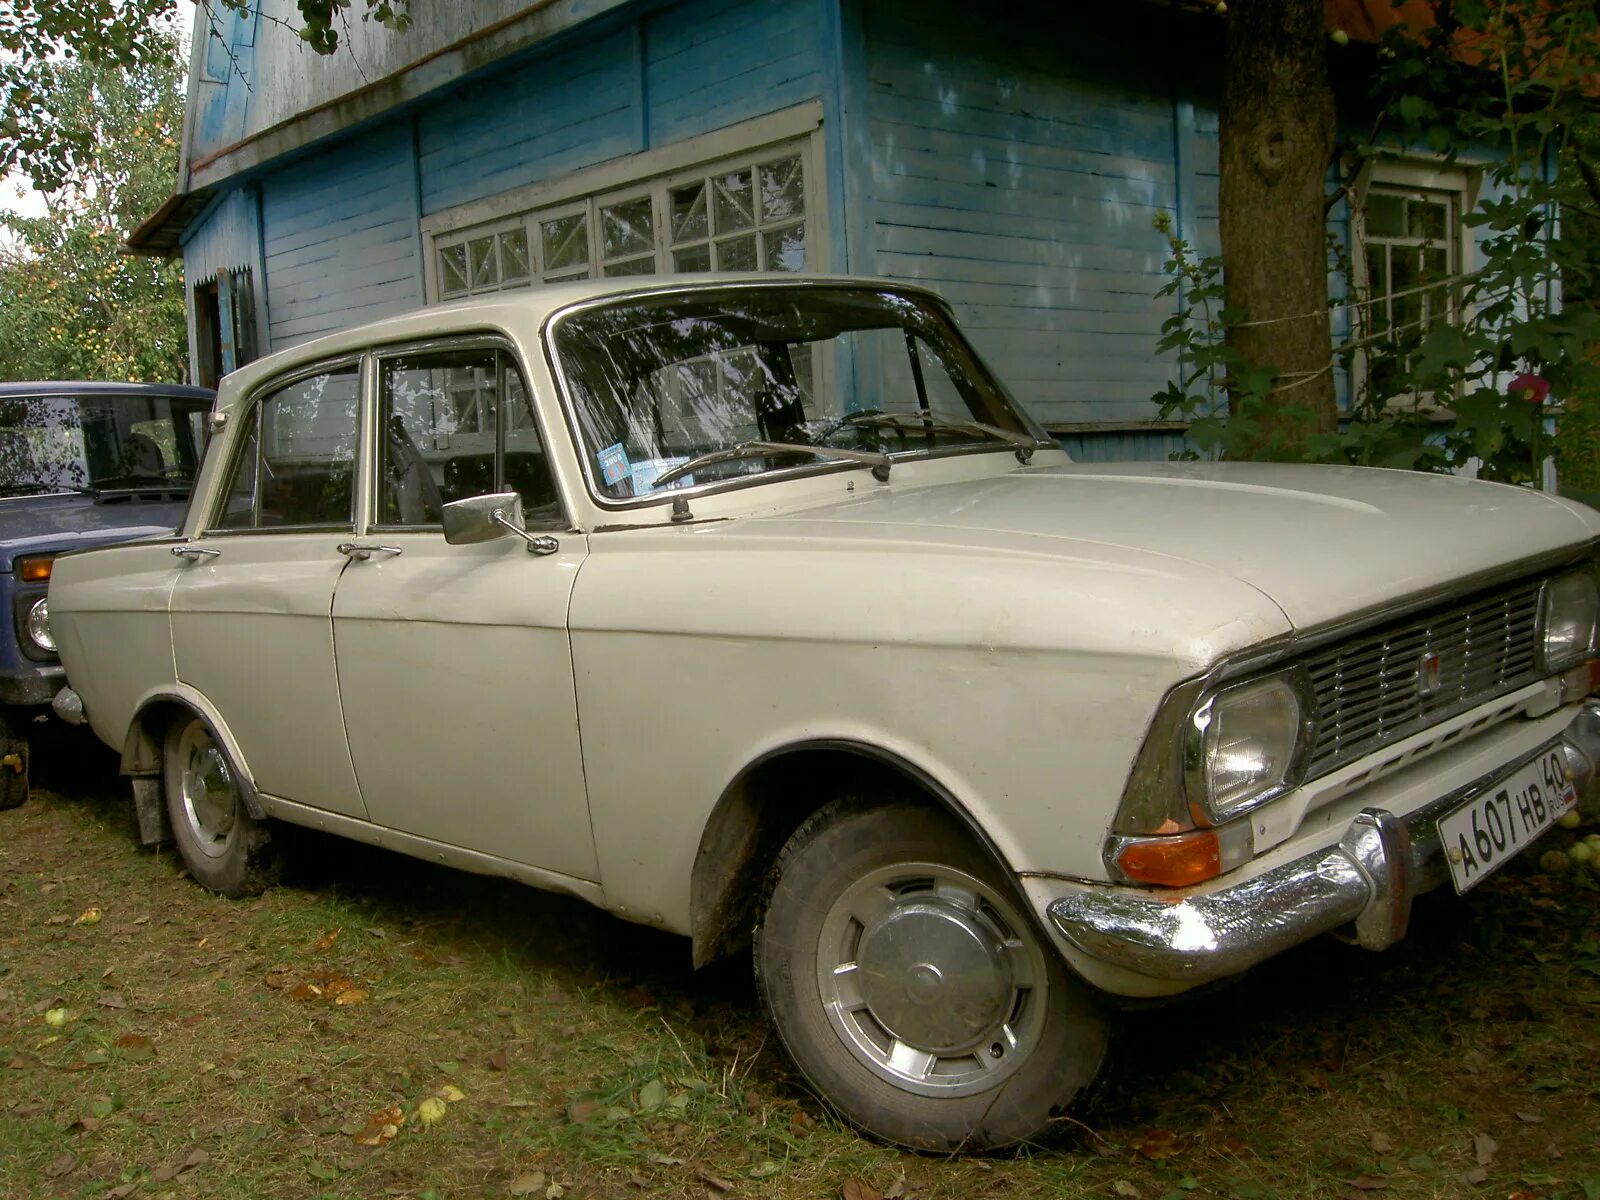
[0, 380, 215, 400]
[215, 273, 948, 406]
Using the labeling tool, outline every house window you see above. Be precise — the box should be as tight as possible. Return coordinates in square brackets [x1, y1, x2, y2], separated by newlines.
[433, 141, 813, 300]
[1353, 162, 1473, 401]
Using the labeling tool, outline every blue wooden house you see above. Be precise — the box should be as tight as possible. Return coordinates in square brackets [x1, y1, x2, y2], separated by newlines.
[134, 0, 1479, 460]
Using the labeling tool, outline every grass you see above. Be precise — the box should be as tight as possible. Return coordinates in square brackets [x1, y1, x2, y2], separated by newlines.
[2, 733, 1600, 1200]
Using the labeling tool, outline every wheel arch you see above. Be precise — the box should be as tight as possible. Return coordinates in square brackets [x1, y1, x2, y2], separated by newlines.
[121, 685, 266, 821]
[688, 738, 1014, 968]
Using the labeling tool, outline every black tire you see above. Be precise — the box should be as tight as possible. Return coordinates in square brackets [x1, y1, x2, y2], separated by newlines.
[755, 799, 1109, 1152]
[0, 708, 26, 810]
[162, 713, 275, 898]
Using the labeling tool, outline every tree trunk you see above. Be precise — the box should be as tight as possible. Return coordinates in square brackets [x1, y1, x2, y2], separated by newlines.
[1219, 0, 1338, 447]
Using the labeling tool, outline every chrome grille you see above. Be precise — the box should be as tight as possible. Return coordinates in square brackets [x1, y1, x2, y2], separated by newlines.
[1305, 577, 1544, 774]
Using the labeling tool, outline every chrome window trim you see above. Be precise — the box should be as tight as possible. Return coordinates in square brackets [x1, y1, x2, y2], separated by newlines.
[540, 279, 1048, 513]
[1114, 541, 1600, 838]
[200, 354, 366, 536]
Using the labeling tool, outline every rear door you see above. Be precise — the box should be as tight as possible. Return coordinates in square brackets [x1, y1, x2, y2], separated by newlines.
[169, 361, 369, 820]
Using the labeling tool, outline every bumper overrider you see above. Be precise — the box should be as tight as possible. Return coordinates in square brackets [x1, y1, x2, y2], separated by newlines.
[1048, 699, 1600, 985]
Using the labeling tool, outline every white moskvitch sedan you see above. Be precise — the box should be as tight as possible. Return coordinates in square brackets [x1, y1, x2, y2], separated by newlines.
[48, 276, 1600, 1150]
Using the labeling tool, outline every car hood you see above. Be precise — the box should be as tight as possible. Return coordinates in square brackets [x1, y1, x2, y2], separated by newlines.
[760, 461, 1600, 631]
[0, 493, 188, 570]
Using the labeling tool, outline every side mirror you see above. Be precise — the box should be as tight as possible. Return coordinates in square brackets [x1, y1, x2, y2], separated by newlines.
[442, 492, 559, 556]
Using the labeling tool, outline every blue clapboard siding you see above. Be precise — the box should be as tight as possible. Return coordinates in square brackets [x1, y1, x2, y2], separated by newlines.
[259, 124, 424, 347]
[418, 30, 638, 215]
[857, 0, 1210, 428]
[181, 189, 260, 286]
[643, 0, 826, 147]
[416, 0, 826, 218]
[1057, 430, 1191, 464]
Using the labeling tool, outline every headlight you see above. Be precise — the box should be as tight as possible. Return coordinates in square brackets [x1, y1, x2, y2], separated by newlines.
[24, 596, 55, 654]
[1539, 571, 1599, 671]
[1188, 674, 1309, 819]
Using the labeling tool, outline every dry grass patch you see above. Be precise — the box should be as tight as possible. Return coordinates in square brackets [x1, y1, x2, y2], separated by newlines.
[1, 736, 1598, 1199]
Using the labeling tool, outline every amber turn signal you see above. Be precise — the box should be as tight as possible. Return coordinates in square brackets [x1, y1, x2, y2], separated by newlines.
[1115, 831, 1222, 888]
[16, 556, 53, 583]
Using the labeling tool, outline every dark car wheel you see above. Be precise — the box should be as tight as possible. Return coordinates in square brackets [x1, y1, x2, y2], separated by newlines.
[0, 708, 27, 810]
[755, 798, 1109, 1152]
[163, 713, 274, 897]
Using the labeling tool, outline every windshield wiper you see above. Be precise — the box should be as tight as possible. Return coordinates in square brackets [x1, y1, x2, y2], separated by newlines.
[651, 440, 892, 490]
[827, 411, 1053, 462]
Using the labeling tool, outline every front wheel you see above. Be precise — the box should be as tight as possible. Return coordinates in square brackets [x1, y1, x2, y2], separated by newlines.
[163, 714, 274, 897]
[755, 799, 1109, 1151]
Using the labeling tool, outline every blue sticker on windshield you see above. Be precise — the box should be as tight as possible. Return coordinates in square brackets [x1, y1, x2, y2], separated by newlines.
[597, 442, 630, 486]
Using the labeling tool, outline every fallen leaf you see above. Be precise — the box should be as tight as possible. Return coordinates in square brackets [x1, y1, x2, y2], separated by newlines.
[1370, 1132, 1394, 1154]
[308, 1162, 338, 1182]
[567, 1099, 600, 1125]
[697, 1170, 734, 1192]
[510, 1172, 547, 1196]
[104, 1185, 139, 1199]
[353, 1104, 405, 1146]
[96, 993, 126, 1010]
[488, 1047, 509, 1071]
[313, 927, 342, 952]
[263, 969, 294, 989]
[1350, 1175, 1389, 1191]
[841, 1181, 881, 1200]
[436, 1085, 466, 1103]
[1132, 1128, 1182, 1160]
[7, 1052, 41, 1070]
[1473, 1133, 1498, 1167]
[115, 1034, 155, 1062]
[1462, 1166, 1488, 1185]
[750, 1161, 781, 1179]
[546, 1184, 565, 1200]
[1515, 1111, 1544, 1124]
[291, 983, 323, 1002]
[1113, 1182, 1142, 1199]
[74, 907, 103, 926]
[637, 1079, 667, 1112]
[71, 1116, 101, 1133]
[333, 987, 368, 1007]
[44, 1153, 77, 1178]
[46, 915, 70, 926]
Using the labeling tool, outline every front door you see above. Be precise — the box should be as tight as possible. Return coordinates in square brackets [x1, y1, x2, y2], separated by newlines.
[170, 362, 369, 821]
[330, 344, 596, 880]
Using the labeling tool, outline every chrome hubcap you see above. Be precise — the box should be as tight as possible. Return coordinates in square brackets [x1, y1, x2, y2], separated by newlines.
[818, 863, 1048, 1096]
[176, 724, 238, 860]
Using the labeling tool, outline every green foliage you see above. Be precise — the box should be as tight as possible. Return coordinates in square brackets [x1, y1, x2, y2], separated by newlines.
[1154, 0, 1600, 485]
[1, 0, 412, 191]
[0, 33, 189, 381]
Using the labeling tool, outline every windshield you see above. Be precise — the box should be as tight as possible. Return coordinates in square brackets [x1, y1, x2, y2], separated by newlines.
[552, 285, 1049, 501]
[0, 391, 211, 495]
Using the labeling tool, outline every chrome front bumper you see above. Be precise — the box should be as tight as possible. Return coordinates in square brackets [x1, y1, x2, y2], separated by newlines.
[1047, 700, 1600, 986]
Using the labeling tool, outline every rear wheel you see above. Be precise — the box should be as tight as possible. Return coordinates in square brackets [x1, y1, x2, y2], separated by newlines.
[0, 707, 27, 810]
[755, 799, 1109, 1151]
[163, 714, 274, 897]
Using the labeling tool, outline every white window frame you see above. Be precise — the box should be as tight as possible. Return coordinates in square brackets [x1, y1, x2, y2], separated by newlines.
[1349, 157, 1482, 410]
[422, 102, 826, 303]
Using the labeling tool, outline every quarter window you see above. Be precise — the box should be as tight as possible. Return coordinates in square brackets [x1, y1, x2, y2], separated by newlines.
[433, 143, 812, 300]
[212, 366, 360, 530]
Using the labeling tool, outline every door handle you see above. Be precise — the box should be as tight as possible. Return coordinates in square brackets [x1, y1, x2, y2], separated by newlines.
[171, 546, 221, 561]
[337, 543, 404, 561]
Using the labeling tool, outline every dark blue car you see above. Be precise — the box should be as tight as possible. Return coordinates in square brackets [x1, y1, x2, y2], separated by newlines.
[1, 381, 215, 808]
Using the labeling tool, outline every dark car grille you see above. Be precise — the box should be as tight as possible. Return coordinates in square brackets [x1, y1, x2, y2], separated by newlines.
[1304, 576, 1546, 775]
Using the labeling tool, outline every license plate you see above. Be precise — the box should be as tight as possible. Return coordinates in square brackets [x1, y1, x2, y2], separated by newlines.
[1439, 746, 1577, 893]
